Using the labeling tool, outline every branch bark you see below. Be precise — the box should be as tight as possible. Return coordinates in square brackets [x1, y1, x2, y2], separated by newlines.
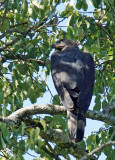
[102, 101, 115, 114]
[79, 141, 115, 160]
[0, 53, 45, 66]
[0, 102, 114, 126]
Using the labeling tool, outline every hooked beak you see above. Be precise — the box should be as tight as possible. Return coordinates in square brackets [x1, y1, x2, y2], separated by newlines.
[52, 44, 64, 50]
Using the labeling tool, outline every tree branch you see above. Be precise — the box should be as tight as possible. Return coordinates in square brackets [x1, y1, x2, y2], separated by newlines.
[102, 101, 115, 114]
[25, 0, 60, 35]
[0, 102, 114, 126]
[40, 128, 91, 159]
[0, 38, 19, 52]
[0, 53, 45, 66]
[79, 141, 115, 160]
[0, 28, 26, 40]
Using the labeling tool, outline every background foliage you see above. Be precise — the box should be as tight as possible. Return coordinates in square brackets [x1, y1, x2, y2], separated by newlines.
[0, 0, 115, 159]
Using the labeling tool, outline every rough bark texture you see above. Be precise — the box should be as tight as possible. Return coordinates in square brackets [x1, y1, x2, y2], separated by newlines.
[0, 103, 114, 126]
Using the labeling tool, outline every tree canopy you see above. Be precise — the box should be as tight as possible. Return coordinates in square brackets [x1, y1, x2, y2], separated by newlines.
[0, 0, 115, 159]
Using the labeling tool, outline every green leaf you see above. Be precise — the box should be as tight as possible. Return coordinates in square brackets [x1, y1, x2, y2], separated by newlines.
[102, 100, 107, 110]
[40, 119, 47, 132]
[82, 0, 88, 11]
[79, 140, 86, 148]
[27, 87, 37, 103]
[69, 14, 78, 26]
[76, 0, 82, 10]
[95, 134, 100, 146]
[18, 140, 26, 154]
[90, 0, 101, 8]
[31, 61, 39, 71]
[84, 20, 90, 28]
[91, 44, 100, 52]
[12, 69, 19, 79]
[8, 63, 13, 72]
[93, 9, 100, 19]
[2, 125, 10, 144]
[0, 90, 3, 101]
[76, 28, 84, 41]
[30, 3, 39, 20]
[37, 138, 43, 148]
[110, 94, 115, 102]
[21, 0, 28, 17]
[19, 122, 26, 135]
[61, 5, 74, 17]
[35, 127, 40, 142]
[86, 134, 95, 151]
[1, 19, 10, 32]
[52, 95, 61, 105]
[94, 95, 101, 111]
[0, 135, 6, 150]
[16, 63, 28, 75]
[12, 40, 24, 53]
[111, 149, 115, 160]
[67, 26, 74, 39]
[30, 129, 35, 147]
[14, 0, 19, 11]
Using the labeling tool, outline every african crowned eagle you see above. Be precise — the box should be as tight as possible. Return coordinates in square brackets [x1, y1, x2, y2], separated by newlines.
[51, 39, 95, 143]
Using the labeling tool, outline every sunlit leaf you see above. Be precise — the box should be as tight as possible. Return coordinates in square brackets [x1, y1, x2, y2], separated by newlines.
[21, 0, 28, 17]
[40, 119, 47, 132]
[1, 19, 10, 32]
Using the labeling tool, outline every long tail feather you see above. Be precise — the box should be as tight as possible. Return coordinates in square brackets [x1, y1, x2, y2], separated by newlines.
[67, 109, 86, 143]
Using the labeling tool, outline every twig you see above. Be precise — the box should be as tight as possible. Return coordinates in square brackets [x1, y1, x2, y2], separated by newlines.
[102, 101, 115, 114]
[110, 131, 115, 141]
[79, 141, 115, 160]
[0, 38, 19, 51]
[10, 22, 28, 28]
[25, 0, 60, 34]
[78, 11, 99, 14]
[35, 24, 58, 32]
[0, 28, 26, 39]
[107, 0, 115, 13]
[0, 54, 45, 66]
[96, 23, 115, 44]
[41, 145, 61, 160]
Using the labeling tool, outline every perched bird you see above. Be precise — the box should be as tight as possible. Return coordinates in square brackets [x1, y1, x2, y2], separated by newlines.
[51, 39, 95, 143]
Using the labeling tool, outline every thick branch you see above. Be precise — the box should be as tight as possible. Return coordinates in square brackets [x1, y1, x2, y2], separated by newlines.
[0, 102, 114, 126]
[79, 141, 115, 160]
[86, 109, 115, 126]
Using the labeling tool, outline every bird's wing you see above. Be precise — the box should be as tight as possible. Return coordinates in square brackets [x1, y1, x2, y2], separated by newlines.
[51, 48, 95, 112]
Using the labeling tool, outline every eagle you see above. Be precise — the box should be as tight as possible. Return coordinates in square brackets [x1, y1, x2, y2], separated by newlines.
[51, 39, 95, 143]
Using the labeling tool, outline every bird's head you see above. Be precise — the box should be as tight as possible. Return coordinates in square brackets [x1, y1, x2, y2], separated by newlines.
[52, 39, 78, 51]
